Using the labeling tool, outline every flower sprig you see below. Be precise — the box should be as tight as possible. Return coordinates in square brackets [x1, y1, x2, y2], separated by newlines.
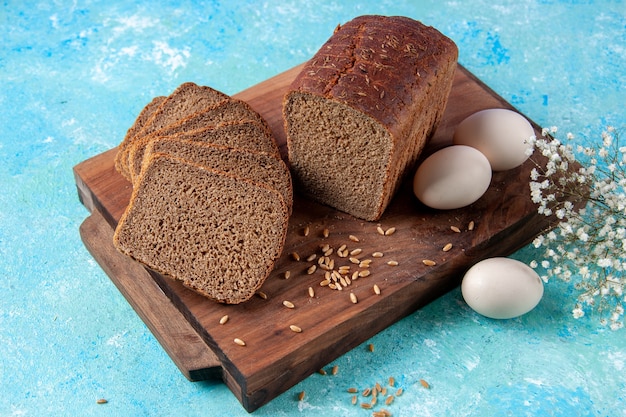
[528, 126, 625, 330]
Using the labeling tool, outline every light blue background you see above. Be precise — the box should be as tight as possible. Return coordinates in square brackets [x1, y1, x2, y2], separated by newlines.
[1, 1, 624, 416]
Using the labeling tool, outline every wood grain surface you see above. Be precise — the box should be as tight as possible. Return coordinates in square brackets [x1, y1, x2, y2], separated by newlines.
[75, 63, 556, 412]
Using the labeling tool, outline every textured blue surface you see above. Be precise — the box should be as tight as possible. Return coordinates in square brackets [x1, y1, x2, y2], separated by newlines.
[1, 1, 625, 416]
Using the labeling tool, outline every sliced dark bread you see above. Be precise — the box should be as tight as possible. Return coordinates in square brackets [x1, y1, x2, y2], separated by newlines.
[142, 137, 292, 213]
[114, 96, 165, 181]
[127, 99, 278, 180]
[117, 82, 230, 178]
[113, 153, 289, 304]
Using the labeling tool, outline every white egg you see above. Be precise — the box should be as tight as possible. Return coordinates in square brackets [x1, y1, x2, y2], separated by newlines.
[453, 108, 535, 171]
[461, 257, 544, 319]
[413, 145, 492, 210]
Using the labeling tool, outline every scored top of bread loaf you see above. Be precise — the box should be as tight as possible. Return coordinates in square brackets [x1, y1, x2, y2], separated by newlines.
[113, 153, 289, 304]
[288, 15, 458, 131]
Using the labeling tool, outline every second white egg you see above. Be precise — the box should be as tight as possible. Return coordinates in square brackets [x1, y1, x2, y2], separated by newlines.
[413, 145, 492, 210]
[453, 108, 535, 171]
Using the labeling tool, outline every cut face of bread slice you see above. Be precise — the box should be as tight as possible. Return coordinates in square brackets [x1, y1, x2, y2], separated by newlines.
[127, 119, 279, 182]
[143, 138, 293, 213]
[284, 94, 394, 220]
[136, 82, 230, 139]
[116, 82, 230, 179]
[127, 99, 279, 180]
[113, 154, 289, 304]
[114, 96, 165, 181]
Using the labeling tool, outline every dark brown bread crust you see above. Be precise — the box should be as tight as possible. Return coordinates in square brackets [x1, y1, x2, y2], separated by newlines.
[289, 16, 457, 128]
[284, 15, 458, 220]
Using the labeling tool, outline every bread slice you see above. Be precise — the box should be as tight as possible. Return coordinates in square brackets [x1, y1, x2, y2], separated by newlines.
[116, 82, 230, 179]
[136, 82, 230, 139]
[142, 137, 293, 213]
[113, 153, 289, 304]
[283, 15, 458, 221]
[114, 96, 165, 181]
[127, 99, 278, 180]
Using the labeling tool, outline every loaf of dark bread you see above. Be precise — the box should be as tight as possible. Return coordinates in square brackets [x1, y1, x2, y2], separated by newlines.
[283, 15, 458, 220]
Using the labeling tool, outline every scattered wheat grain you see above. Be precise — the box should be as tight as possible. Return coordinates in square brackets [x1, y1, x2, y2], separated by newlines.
[359, 259, 372, 268]
[468, 220, 475, 231]
[372, 251, 384, 258]
[298, 391, 305, 401]
[291, 252, 301, 261]
[385, 227, 396, 236]
[350, 248, 363, 256]
[283, 300, 295, 309]
[443, 243, 453, 252]
[233, 338, 246, 346]
[332, 365, 338, 375]
[96, 399, 107, 405]
[376, 226, 385, 235]
[349, 235, 359, 242]
[373, 284, 381, 295]
[422, 259, 436, 266]
[350, 293, 358, 304]
[290, 324, 302, 333]
[387, 260, 399, 266]
[420, 379, 430, 389]
[450, 226, 461, 233]
[219, 315, 229, 325]
[308, 287, 315, 298]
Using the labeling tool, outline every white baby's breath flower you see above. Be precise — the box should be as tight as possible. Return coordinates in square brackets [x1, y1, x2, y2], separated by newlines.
[529, 125, 626, 330]
[572, 307, 585, 319]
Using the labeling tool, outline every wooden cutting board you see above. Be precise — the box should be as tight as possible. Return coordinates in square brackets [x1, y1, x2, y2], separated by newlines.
[75, 63, 555, 412]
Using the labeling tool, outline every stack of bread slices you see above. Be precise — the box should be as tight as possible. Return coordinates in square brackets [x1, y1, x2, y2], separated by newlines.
[112, 82, 292, 304]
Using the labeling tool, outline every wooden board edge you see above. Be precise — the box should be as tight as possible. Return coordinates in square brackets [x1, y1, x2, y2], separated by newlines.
[79, 210, 222, 381]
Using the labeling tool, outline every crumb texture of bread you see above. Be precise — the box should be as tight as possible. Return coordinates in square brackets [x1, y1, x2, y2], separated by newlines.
[114, 96, 166, 181]
[144, 138, 293, 213]
[114, 154, 289, 304]
[127, 99, 278, 180]
[283, 15, 458, 221]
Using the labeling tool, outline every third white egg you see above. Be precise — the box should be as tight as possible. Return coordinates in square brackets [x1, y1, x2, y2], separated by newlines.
[461, 257, 544, 319]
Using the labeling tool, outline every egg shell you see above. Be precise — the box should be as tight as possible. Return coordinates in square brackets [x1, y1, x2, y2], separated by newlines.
[453, 108, 535, 171]
[412, 145, 492, 210]
[461, 257, 544, 319]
